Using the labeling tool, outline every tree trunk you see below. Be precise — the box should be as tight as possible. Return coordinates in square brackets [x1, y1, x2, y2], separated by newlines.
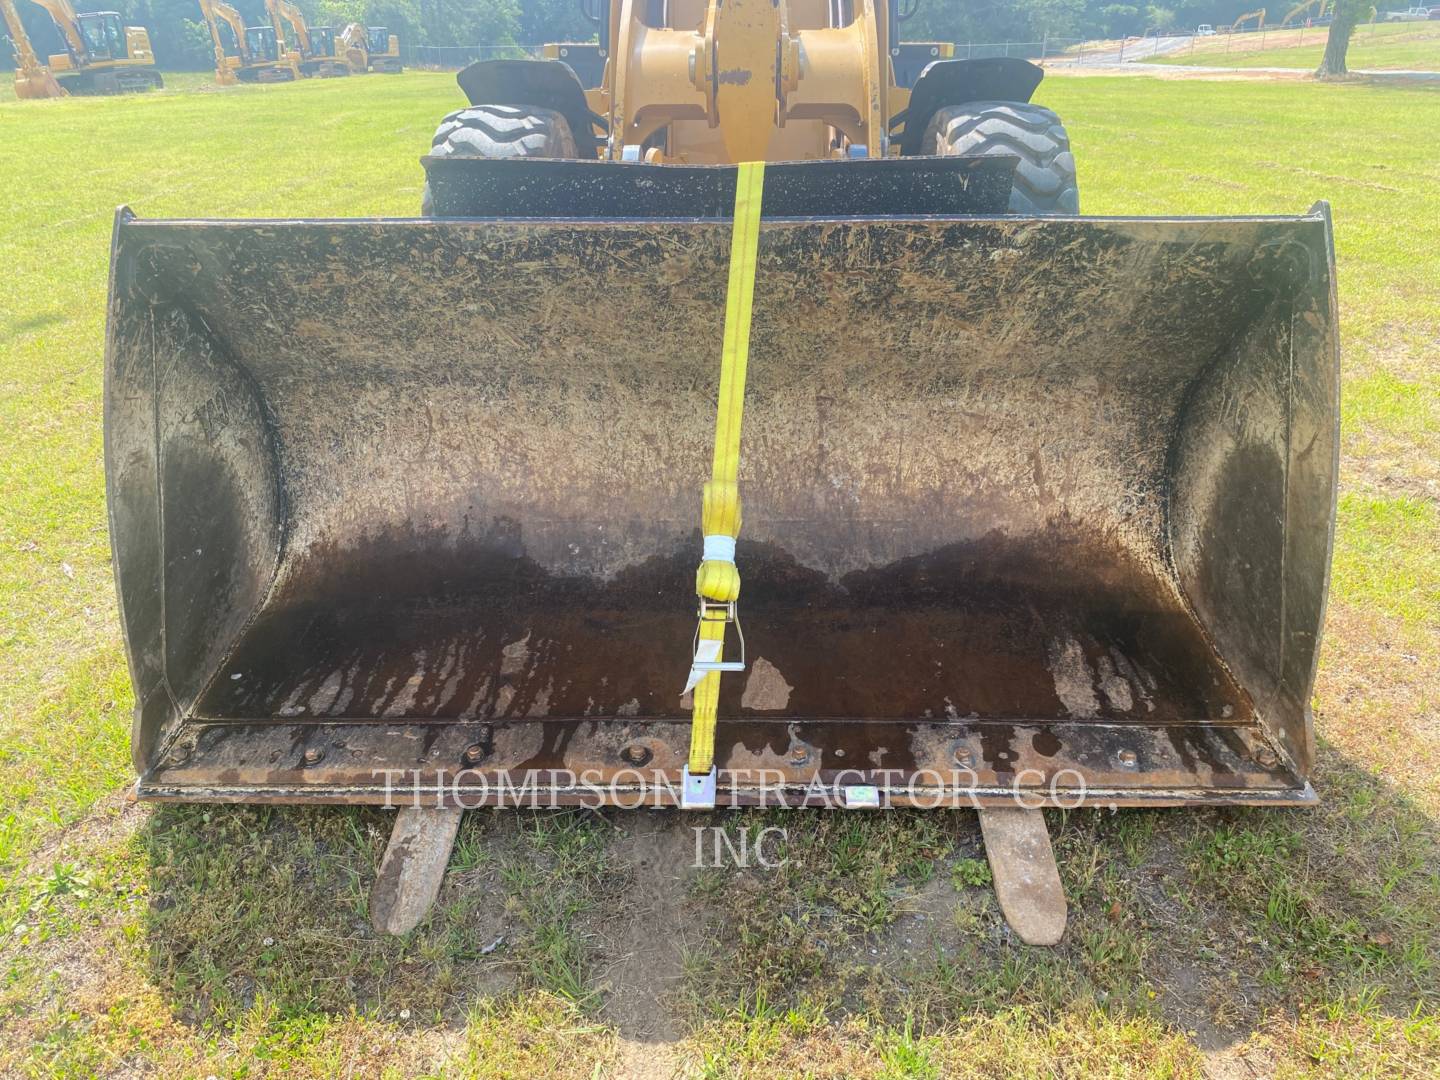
[1315, 11, 1360, 78]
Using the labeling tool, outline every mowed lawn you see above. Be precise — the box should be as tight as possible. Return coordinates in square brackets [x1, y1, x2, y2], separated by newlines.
[0, 68, 216, 103]
[1144, 20, 1440, 69]
[2, 71, 1439, 1077]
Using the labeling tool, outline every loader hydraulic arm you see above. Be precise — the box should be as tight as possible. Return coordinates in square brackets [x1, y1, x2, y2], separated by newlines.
[605, 0, 894, 161]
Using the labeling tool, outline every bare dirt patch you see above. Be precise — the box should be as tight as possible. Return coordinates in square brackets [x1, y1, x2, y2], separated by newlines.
[595, 811, 695, 1044]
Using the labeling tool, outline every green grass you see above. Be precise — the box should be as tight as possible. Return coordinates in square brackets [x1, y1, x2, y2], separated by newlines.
[1143, 20, 1440, 69]
[0, 71, 456, 897]
[0, 68, 229, 104]
[1333, 494, 1440, 627]
[2, 70, 1440, 1076]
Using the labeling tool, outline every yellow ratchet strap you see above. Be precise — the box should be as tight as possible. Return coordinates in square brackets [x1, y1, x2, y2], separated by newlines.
[684, 160, 766, 789]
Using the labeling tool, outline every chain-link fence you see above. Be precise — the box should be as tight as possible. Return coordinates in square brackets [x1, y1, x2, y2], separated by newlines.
[411, 44, 548, 68]
[1048, 21, 1405, 67]
[404, 35, 1271, 71]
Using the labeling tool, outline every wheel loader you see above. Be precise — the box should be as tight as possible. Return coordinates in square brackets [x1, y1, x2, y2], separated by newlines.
[103, 0, 1339, 943]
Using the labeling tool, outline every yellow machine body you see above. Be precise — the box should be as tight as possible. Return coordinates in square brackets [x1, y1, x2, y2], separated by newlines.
[1, 0, 66, 98]
[24, 0, 161, 92]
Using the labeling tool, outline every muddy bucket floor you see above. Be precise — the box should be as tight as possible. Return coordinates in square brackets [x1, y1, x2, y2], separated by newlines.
[196, 538, 1250, 728]
[138, 539, 1312, 807]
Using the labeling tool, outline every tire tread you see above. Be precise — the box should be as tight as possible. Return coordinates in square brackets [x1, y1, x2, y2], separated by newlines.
[923, 101, 1080, 215]
[422, 104, 578, 215]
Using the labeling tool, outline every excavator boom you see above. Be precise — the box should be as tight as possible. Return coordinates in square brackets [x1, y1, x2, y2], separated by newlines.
[196, 0, 243, 84]
[25, 0, 82, 58]
[1, 0, 65, 97]
[269, 0, 348, 76]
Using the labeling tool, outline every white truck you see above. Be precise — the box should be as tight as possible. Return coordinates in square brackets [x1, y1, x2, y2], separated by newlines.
[1382, 6, 1431, 20]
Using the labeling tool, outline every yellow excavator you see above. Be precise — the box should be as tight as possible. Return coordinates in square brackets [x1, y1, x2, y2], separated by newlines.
[196, 0, 298, 84]
[2, 0, 65, 97]
[12, 0, 159, 93]
[339, 21, 401, 73]
[1227, 7, 1268, 31]
[1281, 0, 1331, 25]
[269, 0, 348, 77]
[104, 0, 1338, 944]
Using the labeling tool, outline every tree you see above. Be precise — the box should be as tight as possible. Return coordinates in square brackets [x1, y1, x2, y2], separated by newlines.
[1316, 0, 1374, 77]
[1097, 3, 1142, 36]
[366, 0, 423, 49]
[129, 0, 219, 69]
[311, 0, 368, 30]
[1144, 4, 1176, 32]
[904, 0, 1086, 44]
[518, 0, 595, 44]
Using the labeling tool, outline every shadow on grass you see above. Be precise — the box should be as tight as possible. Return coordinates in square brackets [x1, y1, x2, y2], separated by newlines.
[134, 744, 1438, 1054]
[3, 311, 68, 337]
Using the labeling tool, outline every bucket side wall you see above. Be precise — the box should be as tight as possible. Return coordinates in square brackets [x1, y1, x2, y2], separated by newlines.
[106, 226, 286, 774]
[1169, 215, 1339, 777]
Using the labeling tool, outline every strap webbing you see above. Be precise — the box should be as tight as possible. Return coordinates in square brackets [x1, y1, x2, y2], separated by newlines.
[687, 161, 765, 777]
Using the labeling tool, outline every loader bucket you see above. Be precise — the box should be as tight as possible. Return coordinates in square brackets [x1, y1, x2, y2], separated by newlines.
[105, 195, 1338, 809]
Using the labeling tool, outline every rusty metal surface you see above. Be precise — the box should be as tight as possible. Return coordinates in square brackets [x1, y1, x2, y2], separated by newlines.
[140, 718, 1312, 808]
[104, 206, 1339, 805]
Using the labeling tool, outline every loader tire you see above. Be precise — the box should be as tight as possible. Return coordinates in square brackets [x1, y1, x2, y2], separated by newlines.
[421, 104, 577, 216]
[923, 102, 1079, 215]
